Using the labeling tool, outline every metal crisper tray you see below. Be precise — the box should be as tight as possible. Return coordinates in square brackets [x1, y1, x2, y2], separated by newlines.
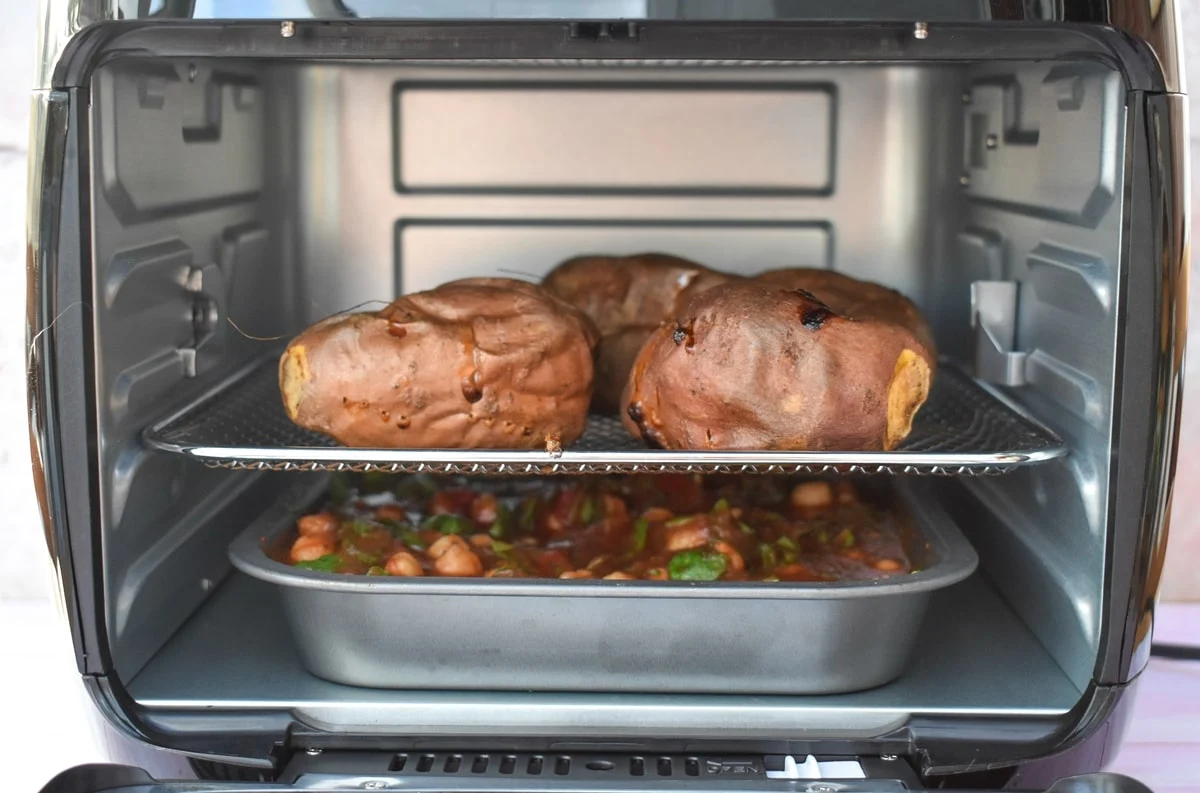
[230, 476, 978, 694]
[147, 356, 1065, 476]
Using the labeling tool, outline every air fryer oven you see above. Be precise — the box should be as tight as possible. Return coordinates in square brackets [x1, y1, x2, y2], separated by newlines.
[28, 2, 1188, 792]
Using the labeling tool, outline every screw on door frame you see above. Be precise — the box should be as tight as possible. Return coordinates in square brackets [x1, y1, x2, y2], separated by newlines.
[281, 20, 296, 38]
[913, 22, 929, 40]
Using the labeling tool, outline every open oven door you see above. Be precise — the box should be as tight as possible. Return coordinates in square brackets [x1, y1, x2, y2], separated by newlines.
[40, 761, 1158, 793]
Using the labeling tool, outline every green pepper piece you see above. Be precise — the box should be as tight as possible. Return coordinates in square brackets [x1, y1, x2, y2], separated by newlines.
[347, 519, 377, 537]
[421, 513, 471, 535]
[345, 544, 380, 565]
[294, 554, 341, 573]
[491, 539, 515, 558]
[739, 521, 756, 535]
[360, 470, 391, 494]
[579, 495, 597, 525]
[665, 514, 696, 528]
[632, 518, 650, 552]
[327, 473, 351, 506]
[776, 536, 797, 551]
[836, 529, 856, 548]
[518, 497, 539, 533]
[667, 549, 728, 581]
[488, 504, 512, 539]
[393, 474, 438, 502]
[759, 542, 778, 572]
[366, 566, 388, 576]
[388, 524, 425, 550]
[712, 498, 730, 513]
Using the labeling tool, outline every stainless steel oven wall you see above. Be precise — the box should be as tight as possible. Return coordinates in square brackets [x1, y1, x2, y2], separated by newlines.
[943, 61, 1127, 691]
[88, 57, 1124, 697]
[89, 59, 298, 676]
[279, 63, 961, 330]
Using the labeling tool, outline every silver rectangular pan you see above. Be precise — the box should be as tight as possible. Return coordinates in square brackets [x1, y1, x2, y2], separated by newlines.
[229, 477, 977, 695]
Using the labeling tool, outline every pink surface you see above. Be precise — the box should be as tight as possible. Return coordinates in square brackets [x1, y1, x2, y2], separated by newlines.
[1107, 604, 1200, 791]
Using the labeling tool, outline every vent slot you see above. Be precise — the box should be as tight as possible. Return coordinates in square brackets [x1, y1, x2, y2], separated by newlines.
[388, 754, 408, 772]
[416, 754, 435, 773]
[630, 757, 645, 776]
[685, 757, 701, 777]
[527, 756, 544, 775]
[657, 757, 673, 776]
[554, 756, 571, 776]
[499, 756, 517, 775]
[471, 755, 489, 774]
[443, 755, 462, 774]
[586, 760, 615, 771]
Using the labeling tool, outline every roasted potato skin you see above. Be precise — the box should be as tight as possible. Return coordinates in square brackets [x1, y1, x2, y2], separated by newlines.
[621, 282, 933, 451]
[280, 278, 599, 449]
[542, 253, 733, 412]
[753, 267, 937, 361]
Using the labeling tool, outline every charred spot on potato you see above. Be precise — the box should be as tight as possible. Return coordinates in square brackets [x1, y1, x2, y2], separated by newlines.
[800, 305, 833, 331]
[671, 321, 696, 349]
[627, 402, 666, 449]
[387, 323, 408, 339]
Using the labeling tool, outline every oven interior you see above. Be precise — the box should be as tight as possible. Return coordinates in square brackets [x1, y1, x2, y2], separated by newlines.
[80, 53, 1128, 751]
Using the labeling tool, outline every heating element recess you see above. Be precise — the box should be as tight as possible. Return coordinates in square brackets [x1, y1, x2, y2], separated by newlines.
[143, 355, 1065, 475]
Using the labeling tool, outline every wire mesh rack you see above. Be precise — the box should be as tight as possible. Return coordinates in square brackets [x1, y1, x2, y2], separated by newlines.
[144, 357, 1066, 475]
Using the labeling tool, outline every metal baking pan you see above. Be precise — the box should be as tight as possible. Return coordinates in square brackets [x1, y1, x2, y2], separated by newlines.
[229, 476, 978, 695]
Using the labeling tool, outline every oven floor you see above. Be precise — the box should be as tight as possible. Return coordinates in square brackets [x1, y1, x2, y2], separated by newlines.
[126, 571, 1082, 737]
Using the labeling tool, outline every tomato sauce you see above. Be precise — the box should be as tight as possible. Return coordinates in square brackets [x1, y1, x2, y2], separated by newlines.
[277, 473, 923, 582]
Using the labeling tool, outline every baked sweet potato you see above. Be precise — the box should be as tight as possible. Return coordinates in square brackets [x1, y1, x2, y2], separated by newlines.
[622, 283, 933, 451]
[753, 267, 936, 358]
[279, 278, 599, 449]
[542, 253, 733, 412]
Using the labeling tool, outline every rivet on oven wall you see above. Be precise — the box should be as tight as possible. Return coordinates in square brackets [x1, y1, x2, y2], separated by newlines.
[280, 20, 296, 38]
[913, 22, 929, 40]
[959, 173, 971, 187]
[200, 578, 213, 592]
[187, 63, 196, 82]
[362, 782, 387, 790]
[880, 754, 898, 761]
[985, 133, 998, 150]
[962, 91, 972, 105]
[305, 747, 322, 756]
